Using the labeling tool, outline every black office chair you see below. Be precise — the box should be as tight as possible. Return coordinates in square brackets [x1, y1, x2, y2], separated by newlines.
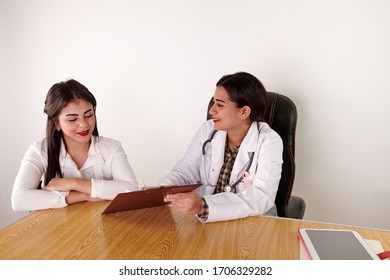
[207, 91, 306, 219]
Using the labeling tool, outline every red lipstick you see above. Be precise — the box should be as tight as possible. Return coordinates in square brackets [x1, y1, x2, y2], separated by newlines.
[77, 129, 90, 136]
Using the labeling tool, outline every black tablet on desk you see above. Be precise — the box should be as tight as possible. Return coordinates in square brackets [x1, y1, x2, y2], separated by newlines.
[298, 228, 380, 260]
[102, 183, 202, 215]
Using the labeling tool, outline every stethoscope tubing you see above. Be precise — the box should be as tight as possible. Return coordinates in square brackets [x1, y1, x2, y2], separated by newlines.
[202, 124, 261, 193]
[228, 151, 255, 191]
[202, 130, 218, 156]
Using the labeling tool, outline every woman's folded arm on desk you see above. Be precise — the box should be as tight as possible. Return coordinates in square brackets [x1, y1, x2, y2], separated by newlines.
[11, 140, 138, 211]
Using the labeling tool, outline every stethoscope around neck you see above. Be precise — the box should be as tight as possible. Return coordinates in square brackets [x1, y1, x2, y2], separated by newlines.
[201, 126, 260, 193]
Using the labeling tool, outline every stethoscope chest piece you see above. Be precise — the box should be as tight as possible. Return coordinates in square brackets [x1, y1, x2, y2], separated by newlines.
[224, 185, 233, 192]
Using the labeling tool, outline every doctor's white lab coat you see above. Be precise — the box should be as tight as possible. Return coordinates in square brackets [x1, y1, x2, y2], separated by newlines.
[160, 120, 283, 223]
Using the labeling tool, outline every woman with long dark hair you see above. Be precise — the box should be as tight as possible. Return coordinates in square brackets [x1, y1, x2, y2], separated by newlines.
[12, 79, 138, 211]
[161, 72, 283, 222]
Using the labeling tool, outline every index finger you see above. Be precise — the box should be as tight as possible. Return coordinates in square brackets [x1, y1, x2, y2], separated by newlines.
[164, 193, 180, 202]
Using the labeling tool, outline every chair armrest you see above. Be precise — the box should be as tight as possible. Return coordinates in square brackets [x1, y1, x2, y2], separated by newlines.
[286, 196, 306, 219]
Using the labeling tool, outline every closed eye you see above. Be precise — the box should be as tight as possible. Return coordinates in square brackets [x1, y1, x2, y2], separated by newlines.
[213, 98, 225, 108]
[84, 109, 94, 118]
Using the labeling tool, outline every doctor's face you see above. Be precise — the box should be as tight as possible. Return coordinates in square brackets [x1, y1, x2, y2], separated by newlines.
[56, 99, 96, 147]
[209, 86, 245, 132]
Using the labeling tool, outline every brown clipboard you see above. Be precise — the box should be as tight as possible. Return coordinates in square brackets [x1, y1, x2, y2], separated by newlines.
[101, 183, 202, 214]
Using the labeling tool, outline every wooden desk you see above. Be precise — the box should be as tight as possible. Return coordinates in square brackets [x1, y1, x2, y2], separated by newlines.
[0, 201, 389, 260]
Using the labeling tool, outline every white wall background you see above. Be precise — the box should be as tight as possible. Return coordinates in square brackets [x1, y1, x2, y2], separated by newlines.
[1, 0, 389, 230]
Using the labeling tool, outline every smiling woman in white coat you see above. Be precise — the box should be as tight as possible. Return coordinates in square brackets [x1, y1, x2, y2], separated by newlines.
[12, 79, 138, 211]
[161, 72, 283, 223]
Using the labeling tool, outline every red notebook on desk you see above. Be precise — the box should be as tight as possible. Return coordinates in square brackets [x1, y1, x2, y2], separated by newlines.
[102, 183, 202, 215]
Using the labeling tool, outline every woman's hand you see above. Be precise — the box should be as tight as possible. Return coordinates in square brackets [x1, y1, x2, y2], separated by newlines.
[164, 192, 203, 215]
[64, 191, 103, 204]
[45, 178, 99, 205]
[45, 178, 91, 194]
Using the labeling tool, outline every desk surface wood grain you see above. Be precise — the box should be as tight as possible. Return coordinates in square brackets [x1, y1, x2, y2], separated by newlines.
[0, 201, 389, 260]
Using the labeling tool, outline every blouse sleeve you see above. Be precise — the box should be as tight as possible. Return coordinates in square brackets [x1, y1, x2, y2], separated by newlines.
[90, 145, 138, 200]
[11, 143, 68, 211]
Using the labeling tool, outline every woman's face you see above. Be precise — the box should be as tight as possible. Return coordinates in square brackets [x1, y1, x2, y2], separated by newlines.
[209, 86, 248, 132]
[56, 99, 95, 147]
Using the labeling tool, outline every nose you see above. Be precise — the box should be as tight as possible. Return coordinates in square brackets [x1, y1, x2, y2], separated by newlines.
[78, 117, 89, 128]
[209, 101, 217, 116]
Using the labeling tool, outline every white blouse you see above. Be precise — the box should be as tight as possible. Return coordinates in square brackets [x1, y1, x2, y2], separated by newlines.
[12, 136, 138, 211]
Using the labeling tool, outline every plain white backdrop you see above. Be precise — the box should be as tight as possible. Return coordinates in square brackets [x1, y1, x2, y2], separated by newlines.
[1, 0, 389, 230]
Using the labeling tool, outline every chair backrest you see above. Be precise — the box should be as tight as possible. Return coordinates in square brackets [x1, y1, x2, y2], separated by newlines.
[206, 91, 297, 217]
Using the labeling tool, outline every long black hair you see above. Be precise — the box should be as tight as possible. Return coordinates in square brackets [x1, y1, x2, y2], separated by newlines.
[216, 72, 267, 122]
[43, 79, 99, 186]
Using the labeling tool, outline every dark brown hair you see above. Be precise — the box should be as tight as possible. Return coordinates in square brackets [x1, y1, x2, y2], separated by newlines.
[43, 79, 99, 185]
[216, 72, 267, 122]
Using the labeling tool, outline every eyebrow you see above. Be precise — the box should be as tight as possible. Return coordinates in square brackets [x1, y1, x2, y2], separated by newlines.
[65, 109, 93, 117]
[214, 98, 226, 103]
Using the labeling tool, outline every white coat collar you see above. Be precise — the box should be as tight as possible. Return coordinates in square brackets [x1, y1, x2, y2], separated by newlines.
[231, 122, 262, 181]
[209, 122, 262, 183]
[239, 121, 261, 152]
[211, 121, 261, 159]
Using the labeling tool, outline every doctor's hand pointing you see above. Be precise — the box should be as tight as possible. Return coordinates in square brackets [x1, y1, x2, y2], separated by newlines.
[164, 192, 203, 215]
